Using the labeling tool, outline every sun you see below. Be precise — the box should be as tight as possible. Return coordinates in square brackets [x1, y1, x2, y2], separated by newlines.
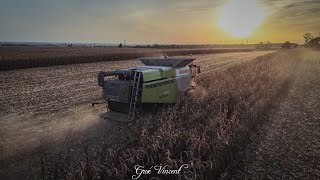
[218, 0, 266, 38]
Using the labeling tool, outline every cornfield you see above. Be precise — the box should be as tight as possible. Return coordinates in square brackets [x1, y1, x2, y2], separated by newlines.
[36, 50, 300, 179]
[0, 47, 254, 70]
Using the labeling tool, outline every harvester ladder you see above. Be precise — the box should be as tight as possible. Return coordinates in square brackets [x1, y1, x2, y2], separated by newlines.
[128, 71, 142, 120]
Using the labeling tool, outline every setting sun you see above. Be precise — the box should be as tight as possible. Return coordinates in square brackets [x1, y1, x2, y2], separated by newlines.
[218, 0, 266, 38]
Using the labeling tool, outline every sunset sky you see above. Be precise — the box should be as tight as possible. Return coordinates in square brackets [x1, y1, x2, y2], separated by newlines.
[0, 0, 319, 44]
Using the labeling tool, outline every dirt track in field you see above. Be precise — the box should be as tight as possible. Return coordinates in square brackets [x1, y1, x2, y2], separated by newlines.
[0, 51, 275, 178]
[222, 50, 320, 179]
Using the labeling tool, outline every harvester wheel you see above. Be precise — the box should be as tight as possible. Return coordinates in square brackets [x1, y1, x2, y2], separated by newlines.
[107, 101, 129, 113]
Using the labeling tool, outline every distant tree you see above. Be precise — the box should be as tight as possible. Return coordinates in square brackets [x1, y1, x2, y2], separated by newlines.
[255, 41, 272, 50]
[152, 44, 160, 48]
[282, 41, 292, 49]
[304, 37, 320, 48]
[303, 33, 313, 43]
[169, 44, 176, 48]
[118, 43, 123, 48]
[266, 41, 272, 50]
[255, 42, 264, 49]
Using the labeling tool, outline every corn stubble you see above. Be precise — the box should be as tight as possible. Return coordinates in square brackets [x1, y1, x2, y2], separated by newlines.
[38, 50, 300, 179]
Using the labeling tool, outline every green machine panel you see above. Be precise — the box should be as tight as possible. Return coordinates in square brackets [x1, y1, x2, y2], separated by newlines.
[140, 68, 175, 82]
[141, 78, 177, 103]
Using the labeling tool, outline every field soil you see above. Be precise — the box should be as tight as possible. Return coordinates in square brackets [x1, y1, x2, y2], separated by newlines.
[222, 50, 320, 179]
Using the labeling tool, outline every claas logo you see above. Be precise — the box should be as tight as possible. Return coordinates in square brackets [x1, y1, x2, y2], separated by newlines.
[179, 69, 190, 74]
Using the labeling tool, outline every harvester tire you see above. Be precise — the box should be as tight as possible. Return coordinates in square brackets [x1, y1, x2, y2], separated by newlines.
[107, 101, 129, 113]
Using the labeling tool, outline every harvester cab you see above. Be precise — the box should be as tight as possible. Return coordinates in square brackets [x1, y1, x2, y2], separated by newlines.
[96, 56, 201, 122]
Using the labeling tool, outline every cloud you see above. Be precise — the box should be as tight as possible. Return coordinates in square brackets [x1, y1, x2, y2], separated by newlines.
[265, 0, 320, 31]
[0, 0, 319, 43]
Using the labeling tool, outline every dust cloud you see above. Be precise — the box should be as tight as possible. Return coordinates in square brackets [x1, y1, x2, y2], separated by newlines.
[0, 105, 109, 159]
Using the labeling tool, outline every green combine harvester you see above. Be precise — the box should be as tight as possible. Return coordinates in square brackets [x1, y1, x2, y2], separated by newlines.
[96, 56, 201, 122]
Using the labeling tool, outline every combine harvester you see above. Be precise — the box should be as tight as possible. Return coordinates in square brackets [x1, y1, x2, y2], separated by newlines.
[96, 56, 201, 122]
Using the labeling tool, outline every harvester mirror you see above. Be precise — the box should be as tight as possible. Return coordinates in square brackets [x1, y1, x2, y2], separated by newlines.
[189, 64, 201, 77]
[98, 71, 106, 86]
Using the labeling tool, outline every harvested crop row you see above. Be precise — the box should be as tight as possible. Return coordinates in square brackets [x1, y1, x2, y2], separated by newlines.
[37, 50, 300, 179]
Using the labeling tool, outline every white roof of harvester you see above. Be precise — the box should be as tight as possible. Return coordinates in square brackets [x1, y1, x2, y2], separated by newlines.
[132, 66, 173, 73]
[135, 65, 172, 70]
[139, 56, 195, 67]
